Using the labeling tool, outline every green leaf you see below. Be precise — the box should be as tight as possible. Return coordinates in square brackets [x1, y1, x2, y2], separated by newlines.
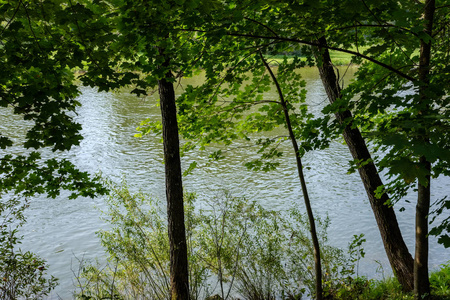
[183, 161, 197, 176]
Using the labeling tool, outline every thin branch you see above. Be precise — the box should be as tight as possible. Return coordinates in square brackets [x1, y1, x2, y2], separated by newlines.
[243, 17, 280, 37]
[68, 0, 105, 74]
[360, 0, 416, 65]
[180, 28, 415, 82]
[22, 1, 44, 54]
[339, 62, 354, 88]
[432, 19, 450, 37]
[0, 0, 22, 38]
[225, 221, 248, 300]
[309, 22, 420, 39]
[201, 42, 281, 104]
[217, 99, 281, 106]
[259, 50, 323, 298]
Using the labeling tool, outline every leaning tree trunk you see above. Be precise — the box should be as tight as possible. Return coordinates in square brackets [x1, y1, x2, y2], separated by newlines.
[415, 0, 435, 298]
[313, 37, 414, 291]
[260, 52, 323, 300]
[158, 54, 190, 300]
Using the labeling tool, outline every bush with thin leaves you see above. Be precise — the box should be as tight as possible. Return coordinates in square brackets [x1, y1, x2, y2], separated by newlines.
[74, 182, 354, 300]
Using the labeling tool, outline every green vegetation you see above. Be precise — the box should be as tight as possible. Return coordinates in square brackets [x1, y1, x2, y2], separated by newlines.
[74, 183, 450, 300]
[326, 276, 413, 300]
[0, 1, 108, 299]
[430, 263, 450, 299]
[1, 0, 449, 299]
[75, 182, 352, 300]
[325, 264, 450, 300]
[269, 48, 366, 66]
[0, 198, 57, 299]
[327, 50, 358, 66]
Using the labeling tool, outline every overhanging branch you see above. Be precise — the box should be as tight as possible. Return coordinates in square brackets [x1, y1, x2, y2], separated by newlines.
[180, 28, 416, 82]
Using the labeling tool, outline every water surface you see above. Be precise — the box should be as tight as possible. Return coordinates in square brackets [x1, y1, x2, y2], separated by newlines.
[1, 66, 448, 299]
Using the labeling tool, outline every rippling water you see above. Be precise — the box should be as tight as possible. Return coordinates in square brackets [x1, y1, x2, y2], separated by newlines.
[1, 67, 449, 299]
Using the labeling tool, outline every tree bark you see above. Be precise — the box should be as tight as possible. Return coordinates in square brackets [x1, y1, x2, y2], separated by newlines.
[158, 57, 190, 300]
[260, 52, 323, 300]
[415, 157, 431, 299]
[415, 0, 435, 298]
[313, 37, 414, 291]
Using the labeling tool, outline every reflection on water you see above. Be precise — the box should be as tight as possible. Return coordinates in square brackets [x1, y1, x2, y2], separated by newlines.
[1, 67, 448, 299]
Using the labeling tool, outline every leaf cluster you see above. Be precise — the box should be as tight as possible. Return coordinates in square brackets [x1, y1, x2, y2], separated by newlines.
[0, 197, 58, 299]
[1, 0, 109, 199]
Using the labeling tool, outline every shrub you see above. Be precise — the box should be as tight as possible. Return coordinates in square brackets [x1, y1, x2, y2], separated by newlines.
[74, 182, 352, 299]
[430, 262, 450, 299]
[0, 197, 58, 300]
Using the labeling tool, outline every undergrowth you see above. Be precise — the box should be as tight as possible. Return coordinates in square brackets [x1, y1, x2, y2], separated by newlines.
[325, 263, 450, 300]
[73, 181, 450, 300]
[73, 182, 354, 300]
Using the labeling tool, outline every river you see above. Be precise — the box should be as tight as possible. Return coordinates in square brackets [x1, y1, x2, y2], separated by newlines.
[1, 66, 449, 299]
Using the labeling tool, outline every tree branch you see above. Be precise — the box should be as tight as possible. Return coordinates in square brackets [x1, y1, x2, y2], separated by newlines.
[0, 0, 22, 39]
[243, 17, 280, 37]
[181, 28, 415, 82]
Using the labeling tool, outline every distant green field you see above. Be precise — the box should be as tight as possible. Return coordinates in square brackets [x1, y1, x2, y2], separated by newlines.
[267, 47, 368, 66]
[328, 49, 355, 65]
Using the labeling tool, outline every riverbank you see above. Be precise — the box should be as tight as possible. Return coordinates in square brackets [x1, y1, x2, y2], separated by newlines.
[69, 183, 450, 300]
[267, 48, 364, 66]
[322, 264, 450, 300]
[9, 67, 449, 299]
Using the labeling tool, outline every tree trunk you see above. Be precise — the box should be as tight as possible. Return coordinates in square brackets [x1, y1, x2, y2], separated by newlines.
[158, 56, 190, 300]
[415, 0, 435, 298]
[260, 52, 323, 300]
[415, 157, 431, 299]
[313, 37, 414, 291]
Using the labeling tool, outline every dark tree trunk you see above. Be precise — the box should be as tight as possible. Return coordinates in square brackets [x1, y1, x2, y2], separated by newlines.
[313, 37, 414, 291]
[415, 157, 431, 299]
[158, 56, 190, 300]
[415, 0, 435, 298]
[260, 53, 323, 300]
